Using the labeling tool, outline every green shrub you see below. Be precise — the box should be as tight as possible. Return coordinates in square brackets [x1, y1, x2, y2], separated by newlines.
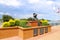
[2, 19, 31, 28]
[40, 19, 49, 26]
[15, 19, 20, 26]
[20, 20, 27, 26]
[42, 22, 49, 26]
[20, 20, 30, 28]
[21, 25, 31, 28]
[19, 20, 31, 28]
[9, 19, 15, 26]
[2, 22, 10, 27]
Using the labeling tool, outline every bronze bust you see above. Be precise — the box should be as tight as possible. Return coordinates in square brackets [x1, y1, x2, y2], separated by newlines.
[33, 13, 37, 18]
[33, 13, 40, 26]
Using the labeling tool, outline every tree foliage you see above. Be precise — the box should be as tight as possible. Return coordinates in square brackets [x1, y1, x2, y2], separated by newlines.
[2, 15, 14, 22]
[27, 17, 35, 21]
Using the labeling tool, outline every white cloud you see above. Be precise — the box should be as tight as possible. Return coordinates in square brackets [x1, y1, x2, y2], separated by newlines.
[28, 0, 54, 5]
[21, 14, 33, 18]
[0, 12, 10, 15]
[28, 0, 40, 4]
[46, 1, 54, 5]
[54, 2, 60, 8]
[53, 7, 56, 10]
[27, 0, 54, 11]
[0, 0, 22, 7]
[14, 14, 17, 16]
[0, 12, 4, 15]
[4, 12, 10, 15]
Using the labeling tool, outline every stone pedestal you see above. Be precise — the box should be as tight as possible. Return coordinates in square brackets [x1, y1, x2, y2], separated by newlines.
[27, 21, 38, 27]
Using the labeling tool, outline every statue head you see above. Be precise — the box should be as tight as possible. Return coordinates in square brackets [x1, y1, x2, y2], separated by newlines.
[33, 13, 37, 18]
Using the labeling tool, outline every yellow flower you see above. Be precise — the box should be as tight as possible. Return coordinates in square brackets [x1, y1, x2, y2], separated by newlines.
[40, 19, 48, 23]
[44, 20, 48, 23]
[2, 22, 10, 27]
[9, 19, 15, 22]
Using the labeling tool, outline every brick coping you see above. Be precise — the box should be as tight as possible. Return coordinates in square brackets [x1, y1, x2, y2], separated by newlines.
[0, 25, 51, 30]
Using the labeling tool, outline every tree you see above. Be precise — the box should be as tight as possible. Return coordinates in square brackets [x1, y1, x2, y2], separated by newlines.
[2, 15, 14, 22]
[0, 19, 2, 21]
[27, 17, 35, 21]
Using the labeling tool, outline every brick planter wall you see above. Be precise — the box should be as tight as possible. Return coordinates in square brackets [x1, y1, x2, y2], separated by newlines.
[0, 26, 51, 40]
[0, 27, 19, 39]
[18, 26, 51, 39]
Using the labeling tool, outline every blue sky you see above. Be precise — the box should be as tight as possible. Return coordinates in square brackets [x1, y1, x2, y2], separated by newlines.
[0, 0, 60, 20]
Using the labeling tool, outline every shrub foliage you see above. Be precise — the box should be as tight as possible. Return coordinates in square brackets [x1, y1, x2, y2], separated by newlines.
[2, 19, 30, 28]
[40, 19, 49, 26]
[15, 19, 20, 26]
[9, 19, 15, 26]
[2, 22, 10, 27]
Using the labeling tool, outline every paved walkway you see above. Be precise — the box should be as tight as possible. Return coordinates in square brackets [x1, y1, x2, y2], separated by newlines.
[1, 25, 60, 40]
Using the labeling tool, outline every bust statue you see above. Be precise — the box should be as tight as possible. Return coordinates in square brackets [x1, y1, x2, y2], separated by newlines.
[33, 13, 37, 18]
[33, 13, 40, 26]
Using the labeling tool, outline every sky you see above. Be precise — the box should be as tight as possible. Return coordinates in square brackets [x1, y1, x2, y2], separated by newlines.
[0, 0, 60, 20]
